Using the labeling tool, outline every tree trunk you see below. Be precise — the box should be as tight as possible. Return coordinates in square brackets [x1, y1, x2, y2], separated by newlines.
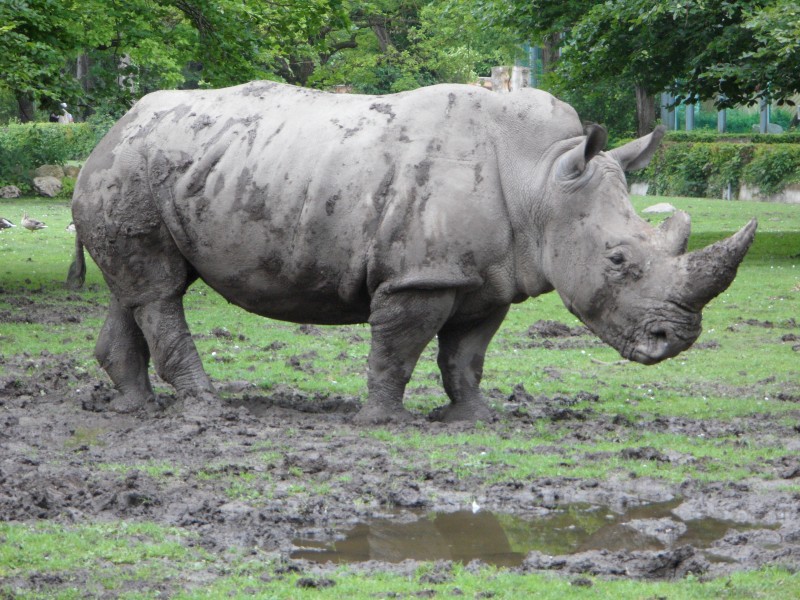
[542, 33, 560, 73]
[635, 85, 656, 137]
[370, 17, 392, 53]
[16, 93, 36, 123]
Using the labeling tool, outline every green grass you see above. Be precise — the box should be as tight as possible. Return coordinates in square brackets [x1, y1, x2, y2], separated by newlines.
[0, 521, 211, 598]
[2, 520, 798, 599]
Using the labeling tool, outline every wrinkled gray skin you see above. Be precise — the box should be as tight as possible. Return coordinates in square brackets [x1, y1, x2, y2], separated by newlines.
[68, 81, 756, 423]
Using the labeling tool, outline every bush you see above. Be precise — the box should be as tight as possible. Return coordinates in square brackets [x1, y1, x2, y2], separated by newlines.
[0, 121, 113, 190]
[663, 131, 800, 144]
[742, 145, 800, 196]
[635, 141, 800, 199]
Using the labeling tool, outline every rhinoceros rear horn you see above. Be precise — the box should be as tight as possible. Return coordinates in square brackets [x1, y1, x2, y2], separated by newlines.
[679, 219, 757, 311]
[609, 125, 666, 172]
[557, 124, 607, 179]
[659, 210, 691, 256]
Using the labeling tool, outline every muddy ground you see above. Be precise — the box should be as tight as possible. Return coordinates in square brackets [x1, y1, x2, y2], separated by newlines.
[2, 315, 800, 594]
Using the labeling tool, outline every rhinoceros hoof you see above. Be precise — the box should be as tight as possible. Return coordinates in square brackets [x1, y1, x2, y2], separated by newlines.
[428, 401, 496, 424]
[174, 390, 224, 422]
[351, 402, 415, 425]
[108, 392, 155, 414]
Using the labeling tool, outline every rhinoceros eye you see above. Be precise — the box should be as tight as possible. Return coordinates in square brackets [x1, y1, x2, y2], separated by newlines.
[608, 251, 626, 266]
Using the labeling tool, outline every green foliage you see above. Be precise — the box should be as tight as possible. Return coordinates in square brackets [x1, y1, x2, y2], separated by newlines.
[490, 0, 800, 136]
[0, 123, 88, 189]
[0, 0, 350, 120]
[546, 72, 638, 141]
[637, 141, 800, 198]
[309, 1, 520, 94]
[742, 145, 800, 195]
[689, 0, 800, 107]
[663, 131, 800, 144]
[0, 122, 110, 189]
[0, 0, 85, 110]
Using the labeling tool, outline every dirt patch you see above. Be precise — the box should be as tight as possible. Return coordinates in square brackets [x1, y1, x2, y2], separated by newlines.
[0, 285, 106, 326]
[1, 352, 800, 592]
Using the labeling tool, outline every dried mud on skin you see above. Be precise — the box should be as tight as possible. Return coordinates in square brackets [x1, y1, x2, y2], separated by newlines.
[1, 351, 800, 594]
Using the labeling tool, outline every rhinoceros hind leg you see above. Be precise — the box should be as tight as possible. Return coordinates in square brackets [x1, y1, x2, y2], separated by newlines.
[132, 296, 220, 418]
[431, 305, 509, 423]
[95, 295, 155, 413]
[353, 288, 455, 425]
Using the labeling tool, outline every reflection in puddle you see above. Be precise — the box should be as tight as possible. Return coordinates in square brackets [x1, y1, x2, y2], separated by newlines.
[292, 500, 768, 567]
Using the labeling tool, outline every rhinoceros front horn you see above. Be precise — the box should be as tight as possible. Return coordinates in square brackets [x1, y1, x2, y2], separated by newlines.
[678, 219, 757, 311]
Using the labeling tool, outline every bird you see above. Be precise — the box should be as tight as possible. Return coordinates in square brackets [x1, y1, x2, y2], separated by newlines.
[21, 213, 47, 231]
[0, 217, 15, 229]
[65, 221, 76, 233]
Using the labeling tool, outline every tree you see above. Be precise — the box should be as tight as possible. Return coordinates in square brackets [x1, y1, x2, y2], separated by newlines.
[680, 0, 800, 108]
[0, 0, 348, 121]
[485, 0, 800, 137]
[0, 0, 85, 120]
[309, 0, 520, 94]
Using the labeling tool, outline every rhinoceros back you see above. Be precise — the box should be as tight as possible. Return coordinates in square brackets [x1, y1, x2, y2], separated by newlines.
[74, 81, 572, 324]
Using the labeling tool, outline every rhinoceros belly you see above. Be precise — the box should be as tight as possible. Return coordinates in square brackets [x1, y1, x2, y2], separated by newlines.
[148, 155, 375, 324]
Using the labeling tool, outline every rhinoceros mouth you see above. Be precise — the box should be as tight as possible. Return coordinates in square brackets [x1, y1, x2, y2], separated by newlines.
[622, 309, 701, 365]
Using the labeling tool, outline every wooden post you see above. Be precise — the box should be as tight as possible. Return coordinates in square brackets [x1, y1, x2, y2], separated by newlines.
[491, 67, 511, 93]
[491, 66, 530, 93]
[510, 66, 530, 91]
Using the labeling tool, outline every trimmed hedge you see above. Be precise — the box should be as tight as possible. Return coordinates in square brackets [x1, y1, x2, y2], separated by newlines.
[632, 141, 800, 199]
[0, 121, 111, 191]
[664, 131, 800, 144]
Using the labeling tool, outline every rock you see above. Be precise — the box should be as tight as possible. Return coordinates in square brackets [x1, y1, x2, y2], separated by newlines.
[34, 164, 65, 180]
[32, 176, 63, 198]
[63, 165, 81, 178]
[752, 123, 784, 134]
[0, 185, 21, 198]
[623, 518, 688, 546]
[642, 202, 676, 214]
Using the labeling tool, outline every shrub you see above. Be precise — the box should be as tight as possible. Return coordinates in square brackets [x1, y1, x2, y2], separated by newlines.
[663, 131, 800, 144]
[0, 120, 113, 190]
[742, 145, 800, 196]
[635, 141, 800, 199]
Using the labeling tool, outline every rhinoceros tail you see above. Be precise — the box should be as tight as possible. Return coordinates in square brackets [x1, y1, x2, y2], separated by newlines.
[66, 236, 86, 289]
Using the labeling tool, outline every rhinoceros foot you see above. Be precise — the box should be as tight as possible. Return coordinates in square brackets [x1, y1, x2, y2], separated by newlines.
[428, 399, 496, 424]
[352, 402, 416, 425]
[106, 391, 156, 414]
[171, 389, 225, 423]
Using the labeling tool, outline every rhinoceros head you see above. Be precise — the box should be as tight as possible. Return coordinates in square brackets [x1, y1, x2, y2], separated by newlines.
[541, 125, 756, 365]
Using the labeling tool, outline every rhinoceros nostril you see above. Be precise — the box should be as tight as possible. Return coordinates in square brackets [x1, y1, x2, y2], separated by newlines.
[651, 328, 668, 342]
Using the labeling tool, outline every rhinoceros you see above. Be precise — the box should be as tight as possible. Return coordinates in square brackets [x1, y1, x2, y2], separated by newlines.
[67, 81, 756, 423]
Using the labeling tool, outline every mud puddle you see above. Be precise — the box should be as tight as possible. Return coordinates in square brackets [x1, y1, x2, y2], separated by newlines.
[292, 500, 775, 567]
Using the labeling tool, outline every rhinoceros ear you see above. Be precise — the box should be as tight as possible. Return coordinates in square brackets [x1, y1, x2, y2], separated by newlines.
[609, 125, 666, 172]
[556, 124, 608, 179]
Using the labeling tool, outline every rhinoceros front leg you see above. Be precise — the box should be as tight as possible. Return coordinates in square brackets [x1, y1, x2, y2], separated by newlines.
[95, 295, 155, 413]
[354, 288, 456, 424]
[432, 305, 509, 423]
